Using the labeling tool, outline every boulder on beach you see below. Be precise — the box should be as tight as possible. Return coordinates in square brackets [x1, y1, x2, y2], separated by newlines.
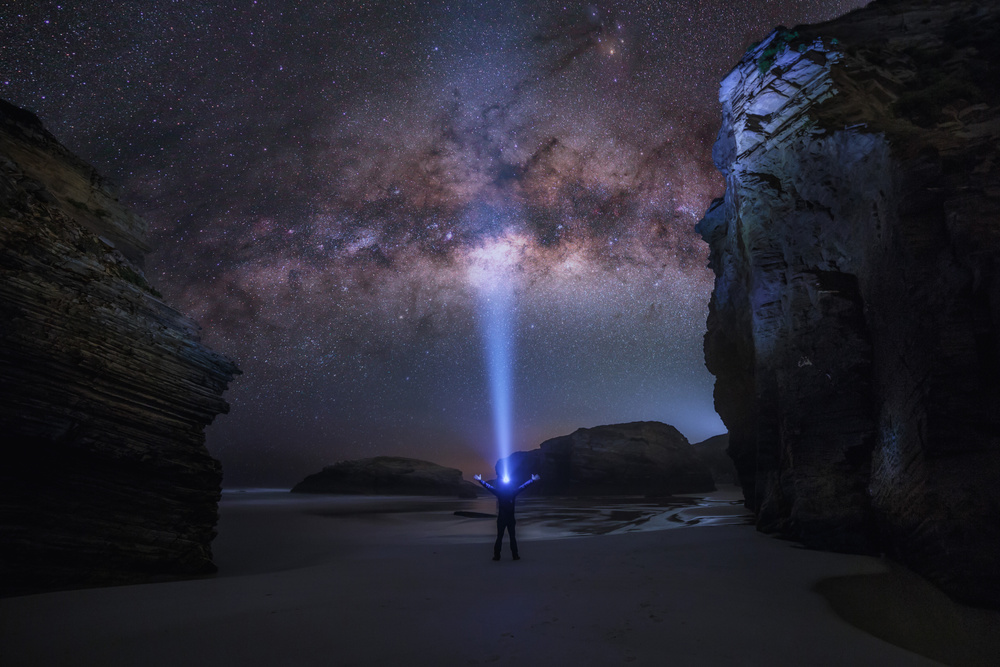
[497, 421, 716, 496]
[291, 456, 479, 498]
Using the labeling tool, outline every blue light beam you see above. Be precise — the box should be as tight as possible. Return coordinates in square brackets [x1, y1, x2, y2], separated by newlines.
[481, 279, 515, 480]
[468, 229, 524, 481]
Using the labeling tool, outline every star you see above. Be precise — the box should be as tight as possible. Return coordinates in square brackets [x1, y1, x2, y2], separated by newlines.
[1, 0, 870, 485]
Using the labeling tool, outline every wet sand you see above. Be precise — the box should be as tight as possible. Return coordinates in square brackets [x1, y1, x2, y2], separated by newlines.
[1, 487, 996, 666]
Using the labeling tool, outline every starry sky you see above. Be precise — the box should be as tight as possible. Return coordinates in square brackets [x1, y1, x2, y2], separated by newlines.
[2, 0, 868, 486]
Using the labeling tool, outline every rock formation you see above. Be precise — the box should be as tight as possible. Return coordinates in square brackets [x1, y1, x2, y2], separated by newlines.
[291, 456, 480, 498]
[0, 99, 240, 593]
[498, 422, 715, 496]
[698, 0, 1000, 606]
[692, 434, 740, 486]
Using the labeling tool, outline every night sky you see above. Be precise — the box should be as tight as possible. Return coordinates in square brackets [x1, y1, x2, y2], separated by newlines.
[3, 1, 867, 486]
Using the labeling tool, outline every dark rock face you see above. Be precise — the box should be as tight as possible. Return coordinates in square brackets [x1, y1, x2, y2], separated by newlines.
[498, 422, 715, 495]
[0, 99, 240, 592]
[692, 434, 740, 486]
[292, 457, 480, 498]
[698, 1, 1000, 606]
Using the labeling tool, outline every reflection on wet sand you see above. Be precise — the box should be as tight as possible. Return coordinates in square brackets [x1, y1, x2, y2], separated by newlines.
[245, 485, 753, 541]
[481, 487, 752, 538]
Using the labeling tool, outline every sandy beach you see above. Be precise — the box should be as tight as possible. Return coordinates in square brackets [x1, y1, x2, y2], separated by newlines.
[2, 487, 997, 666]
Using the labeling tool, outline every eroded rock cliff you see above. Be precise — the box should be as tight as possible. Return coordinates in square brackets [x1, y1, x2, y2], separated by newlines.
[498, 422, 715, 496]
[698, 0, 1000, 606]
[0, 100, 240, 592]
[692, 434, 740, 486]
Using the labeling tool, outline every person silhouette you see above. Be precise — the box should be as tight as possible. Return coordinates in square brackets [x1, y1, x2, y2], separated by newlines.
[474, 473, 540, 560]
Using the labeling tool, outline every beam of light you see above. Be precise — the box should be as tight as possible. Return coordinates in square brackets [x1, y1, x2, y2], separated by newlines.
[485, 282, 514, 479]
[467, 231, 526, 481]
[479, 263, 514, 480]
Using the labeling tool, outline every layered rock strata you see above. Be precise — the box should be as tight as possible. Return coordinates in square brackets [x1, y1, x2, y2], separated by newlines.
[292, 457, 480, 498]
[0, 100, 240, 592]
[698, 0, 1000, 606]
[498, 422, 715, 496]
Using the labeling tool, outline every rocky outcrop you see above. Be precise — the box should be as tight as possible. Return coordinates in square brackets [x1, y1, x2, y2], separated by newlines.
[497, 422, 715, 496]
[0, 99, 240, 593]
[698, 0, 1000, 607]
[291, 457, 480, 498]
[692, 434, 740, 486]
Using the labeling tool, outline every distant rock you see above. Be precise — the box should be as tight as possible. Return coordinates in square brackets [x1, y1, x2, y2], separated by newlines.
[291, 457, 479, 498]
[498, 422, 715, 496]
[692, 434, 740, 486]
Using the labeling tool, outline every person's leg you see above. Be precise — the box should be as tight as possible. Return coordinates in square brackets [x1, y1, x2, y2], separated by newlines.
[509, 521, 518, 559]
[494, 520, 504, 559]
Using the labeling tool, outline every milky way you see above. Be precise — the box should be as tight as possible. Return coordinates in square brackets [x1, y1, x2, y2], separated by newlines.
[3, 0, 868, 485]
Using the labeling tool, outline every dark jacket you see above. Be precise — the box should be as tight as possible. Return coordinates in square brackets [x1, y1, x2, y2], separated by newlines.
[479, 478, 534, 521]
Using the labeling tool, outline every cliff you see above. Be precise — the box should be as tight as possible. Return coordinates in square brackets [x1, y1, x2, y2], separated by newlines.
[0, 99, 240, 592]
[697, 0, 1000, 607]
[498, 422, 715, 496]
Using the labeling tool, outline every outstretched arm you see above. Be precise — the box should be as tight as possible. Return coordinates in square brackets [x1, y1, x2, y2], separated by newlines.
[515, 474, 540, 494]
[474, 474, 497, 492]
